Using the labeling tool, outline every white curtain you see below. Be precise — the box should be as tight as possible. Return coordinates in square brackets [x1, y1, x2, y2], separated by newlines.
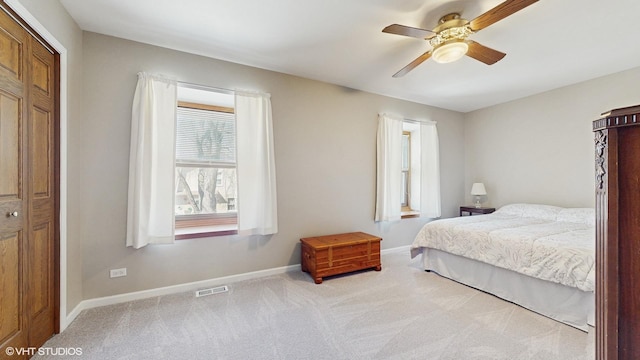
[420, 121, 441, 218]
[375, 113, 403, 222]
[235, 91, 278, 235]
[126, 73, 177, 249]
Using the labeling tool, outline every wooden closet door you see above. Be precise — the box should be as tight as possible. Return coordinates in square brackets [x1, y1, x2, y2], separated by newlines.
[0, 4, 58, 357]
[27, 24, 58, 349]
[0, 7, 30, 355]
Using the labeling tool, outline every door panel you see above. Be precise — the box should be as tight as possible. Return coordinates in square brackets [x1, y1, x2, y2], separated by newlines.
[30, 224, 50, 316]
[0, 92, 21, 199]
[28, 221, 53, 346]
[27, 28, 57, 350]
[0, 6, 28, 358]
[31, 106, 51, 197]
[0, 232, 21, 344]
[1, 3, 59, 356]
[31, 55, 49, 95]
[0, 20, 22, 79]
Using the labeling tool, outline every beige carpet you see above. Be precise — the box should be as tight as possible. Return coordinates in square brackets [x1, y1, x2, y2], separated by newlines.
[35, 251, 594, 359]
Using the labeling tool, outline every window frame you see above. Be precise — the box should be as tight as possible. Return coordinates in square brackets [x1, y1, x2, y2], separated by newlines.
[174, 100, 239, 238]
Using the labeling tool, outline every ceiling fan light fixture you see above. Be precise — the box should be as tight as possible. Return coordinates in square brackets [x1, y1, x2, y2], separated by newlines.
[432, 40, 469, 64]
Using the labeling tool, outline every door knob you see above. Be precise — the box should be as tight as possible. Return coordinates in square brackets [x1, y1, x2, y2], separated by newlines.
[10, 211, 18, 217]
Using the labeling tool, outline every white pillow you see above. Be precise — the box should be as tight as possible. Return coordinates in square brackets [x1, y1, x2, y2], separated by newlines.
[494, 203, 562, 220]
[493, 203, 528, 217]
[520, 204, 563, 220]
[557, 208, 595, 226]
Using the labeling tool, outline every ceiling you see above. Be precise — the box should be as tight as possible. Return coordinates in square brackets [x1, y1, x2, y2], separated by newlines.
[59, 0, 640, 113]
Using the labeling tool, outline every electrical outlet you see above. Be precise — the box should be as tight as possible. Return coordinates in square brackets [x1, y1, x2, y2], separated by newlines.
[110, 268, 127, 278]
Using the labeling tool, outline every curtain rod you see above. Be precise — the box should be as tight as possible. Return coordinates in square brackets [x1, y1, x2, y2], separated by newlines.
[177, 80, 235, 95]
[403, 118, 437, 125]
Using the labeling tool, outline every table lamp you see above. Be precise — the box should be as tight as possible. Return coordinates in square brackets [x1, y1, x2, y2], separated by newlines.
[470, 183, 487, 208]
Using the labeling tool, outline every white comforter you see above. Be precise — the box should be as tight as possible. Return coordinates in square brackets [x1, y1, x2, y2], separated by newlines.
[410, 205, 596, 292]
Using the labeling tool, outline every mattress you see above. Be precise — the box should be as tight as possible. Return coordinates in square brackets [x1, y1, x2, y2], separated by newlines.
[410, 204, 596, 292]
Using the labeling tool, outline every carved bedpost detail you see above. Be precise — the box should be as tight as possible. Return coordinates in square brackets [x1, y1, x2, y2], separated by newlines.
[595, 130, 607, 190]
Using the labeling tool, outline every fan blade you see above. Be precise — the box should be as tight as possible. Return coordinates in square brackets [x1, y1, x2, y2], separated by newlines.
[393, 51, 432, 78]
[469, 0, 538, 31]
[466, 41, 506, 65]
[382, 24, 434, 39]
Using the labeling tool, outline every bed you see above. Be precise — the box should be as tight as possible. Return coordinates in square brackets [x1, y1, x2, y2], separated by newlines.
[410, 203, 595, 331]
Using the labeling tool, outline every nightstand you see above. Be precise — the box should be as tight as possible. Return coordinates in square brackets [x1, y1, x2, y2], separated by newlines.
[460, 206, 496, 216]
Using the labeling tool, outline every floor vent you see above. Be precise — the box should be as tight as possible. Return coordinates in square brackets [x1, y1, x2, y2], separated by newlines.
[195, 285, 229, 297]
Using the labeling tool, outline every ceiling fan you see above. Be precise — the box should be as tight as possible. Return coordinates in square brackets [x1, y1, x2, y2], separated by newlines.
[383, 0, 539, 77]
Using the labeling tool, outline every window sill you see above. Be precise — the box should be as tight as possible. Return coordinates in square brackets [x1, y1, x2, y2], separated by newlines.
[401, 210, 420, 219]
[175, 224, 238, 240]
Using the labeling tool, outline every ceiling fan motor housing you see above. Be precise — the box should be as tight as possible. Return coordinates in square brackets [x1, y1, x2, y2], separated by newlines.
[430, 14, 474, 49]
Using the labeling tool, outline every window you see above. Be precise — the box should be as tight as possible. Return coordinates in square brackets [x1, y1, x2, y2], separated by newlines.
[401, 123, 420, 218]
[401, 131, 410, 209]
[372, 114, 442, 222]
[127, 76, 277, 247]
[175, 87, 238, 237]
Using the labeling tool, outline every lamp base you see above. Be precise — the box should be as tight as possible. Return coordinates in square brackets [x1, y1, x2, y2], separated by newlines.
[474, 197, 482, 208]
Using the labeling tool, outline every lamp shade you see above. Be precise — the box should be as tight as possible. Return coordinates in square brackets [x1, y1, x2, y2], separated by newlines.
[470, 182, 487, 196]
[432, 40, 468, 64]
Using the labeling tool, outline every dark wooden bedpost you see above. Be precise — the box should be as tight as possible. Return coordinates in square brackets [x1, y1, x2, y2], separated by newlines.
[593, 105, 640, 360]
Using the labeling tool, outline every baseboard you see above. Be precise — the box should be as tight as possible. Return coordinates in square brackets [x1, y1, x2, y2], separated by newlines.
[64, 244, 411, 327]
[381, 244, 411, 255]
[64, 302, 85, 330]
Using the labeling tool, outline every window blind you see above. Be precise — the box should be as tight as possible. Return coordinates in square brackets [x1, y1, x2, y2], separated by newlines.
[176, 107, 236, 165]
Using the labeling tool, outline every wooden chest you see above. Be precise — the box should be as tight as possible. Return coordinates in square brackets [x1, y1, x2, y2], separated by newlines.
[300, 232, 382, 284]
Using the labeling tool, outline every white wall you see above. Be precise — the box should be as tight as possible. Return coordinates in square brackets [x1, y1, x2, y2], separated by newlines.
[79, 32, 465, 299]
[464, 66, 640, 209]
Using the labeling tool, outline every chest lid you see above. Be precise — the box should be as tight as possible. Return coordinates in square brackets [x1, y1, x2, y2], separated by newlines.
[300, 232, 381, 249]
